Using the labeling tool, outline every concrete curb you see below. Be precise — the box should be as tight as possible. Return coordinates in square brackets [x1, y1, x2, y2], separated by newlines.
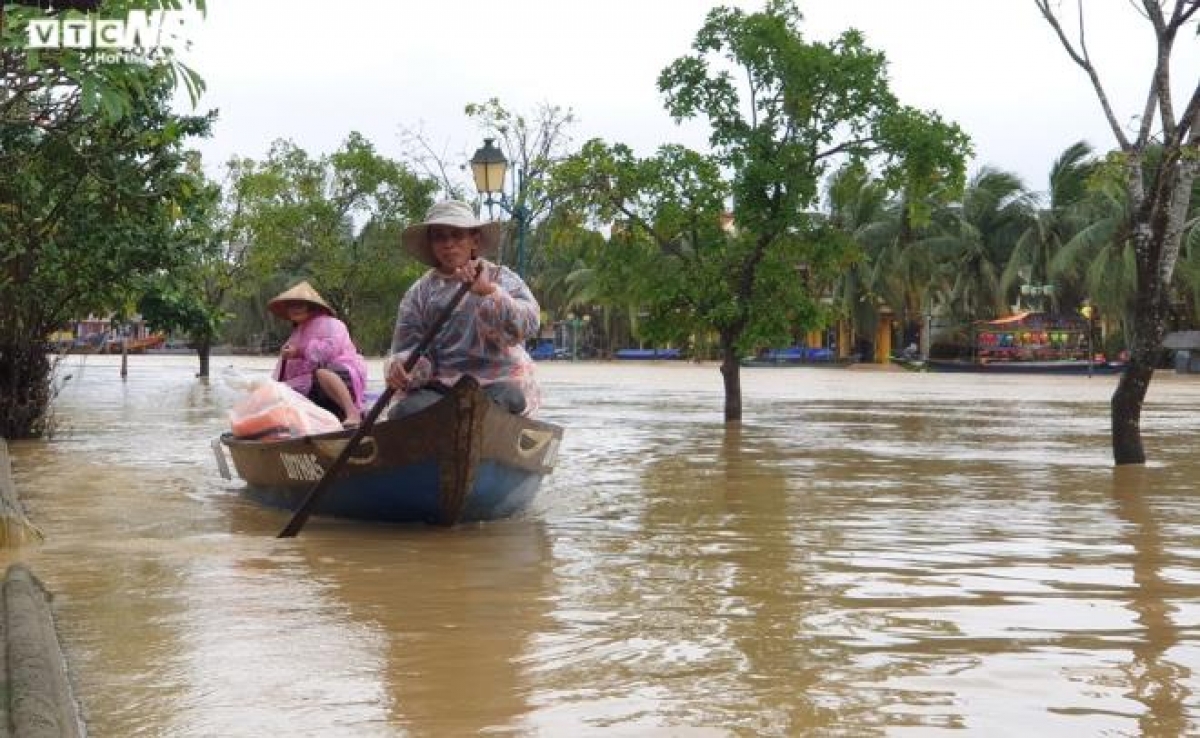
[1, 566, 85, 738]
[0, 440, 85, 737]
[0, 444, 42, 548]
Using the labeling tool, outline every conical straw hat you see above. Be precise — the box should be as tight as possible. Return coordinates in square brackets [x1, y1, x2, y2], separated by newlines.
[267, 281, 335, 320]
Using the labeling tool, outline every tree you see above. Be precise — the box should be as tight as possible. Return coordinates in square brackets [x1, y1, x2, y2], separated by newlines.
[0, 66, 212, 437]
[1035, 0, 1200, 464]
[823, 162, 903, 357]
[136, 162, 235, 378]
[556, 0, 970, 422]
[922, 167, 1034, 325]
[1011, 141, 1100, 314]
[224, 135, 436, 354]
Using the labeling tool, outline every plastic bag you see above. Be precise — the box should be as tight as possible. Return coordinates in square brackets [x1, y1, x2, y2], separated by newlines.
[228, 376, 342, 440]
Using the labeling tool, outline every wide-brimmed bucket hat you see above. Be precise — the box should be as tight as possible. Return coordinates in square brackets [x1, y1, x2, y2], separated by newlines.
[401, 200, 504, 267]
[267, 280, 335, 320]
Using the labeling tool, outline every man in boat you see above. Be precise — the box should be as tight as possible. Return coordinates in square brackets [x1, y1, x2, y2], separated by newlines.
[384, 200, 541, 418]
[268, 281, 368, 428]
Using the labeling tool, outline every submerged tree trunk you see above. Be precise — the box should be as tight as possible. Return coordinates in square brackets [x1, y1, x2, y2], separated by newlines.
[0, 341, 52, 439]
[1112, 365, 1153, 464]
[718, 330, 742, 424]
[195, 338, 212, 379]
[1112, 222, 1170, 465]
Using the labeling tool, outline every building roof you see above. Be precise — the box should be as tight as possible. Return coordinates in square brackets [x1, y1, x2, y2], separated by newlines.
[1163, 330, 1200, 350]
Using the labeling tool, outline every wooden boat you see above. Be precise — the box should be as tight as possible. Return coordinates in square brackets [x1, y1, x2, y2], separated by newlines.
[60, 332, 167, 355]
[889, 356, 927, 371]
[215, 377, 564, 526]
[101, 333, 166, 354]
[614, 348, 682, 360]
[922, 311, 1124, 375]
[923, 357, 1125, 375]
[741, 346, 849, 367]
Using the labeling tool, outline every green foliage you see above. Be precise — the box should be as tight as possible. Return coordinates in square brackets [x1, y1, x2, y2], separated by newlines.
[0, 66, 212, 334]
[218, 134, 437, 354]
[1, 0, 208, 123]
[0, 61, 212, 436]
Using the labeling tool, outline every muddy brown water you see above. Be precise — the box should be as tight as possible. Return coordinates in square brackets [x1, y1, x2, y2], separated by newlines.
[4, 355, 1200, 737]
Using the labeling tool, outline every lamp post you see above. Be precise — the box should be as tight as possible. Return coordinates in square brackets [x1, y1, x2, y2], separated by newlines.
[567, 313, 578, 361]
[1081, 303, 1095, 378]
[922, 308, 933, 361]
[470, 138, 530, 277]
[565, 313, 590, 360]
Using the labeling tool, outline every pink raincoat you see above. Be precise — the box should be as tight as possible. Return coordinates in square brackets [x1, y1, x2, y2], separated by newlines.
[274, 313, 368, 409]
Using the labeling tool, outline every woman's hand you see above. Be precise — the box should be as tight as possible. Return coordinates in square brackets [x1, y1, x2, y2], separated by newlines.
[451, 259, 498, 296]
[384, 356, 410, 390]
[385, 355, 432, 392]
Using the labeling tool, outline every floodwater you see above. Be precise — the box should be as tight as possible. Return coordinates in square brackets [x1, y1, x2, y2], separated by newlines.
[5, 354, 1200, 737]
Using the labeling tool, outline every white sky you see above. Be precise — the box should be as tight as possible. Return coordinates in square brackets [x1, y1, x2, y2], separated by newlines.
[177, 0, 1199, 198]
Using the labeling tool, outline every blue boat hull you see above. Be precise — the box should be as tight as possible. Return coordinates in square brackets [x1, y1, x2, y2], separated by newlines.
[219, 378, 563, 525]
[614, 348, 681, 360]
[240, 457, 548, 524]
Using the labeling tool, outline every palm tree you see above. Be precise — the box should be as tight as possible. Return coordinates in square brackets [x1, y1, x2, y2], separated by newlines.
[823, 163, 896, 356]
[920, 167, 1035, 325]
[1174, 208, 1200, 325]
[1008, 141, 1098, 314]
[1049, 161, 1139, 345]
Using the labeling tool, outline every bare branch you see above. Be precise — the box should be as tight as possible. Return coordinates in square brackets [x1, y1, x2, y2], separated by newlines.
[395, 122, 468, 199]
[1033, 0, 1134, 149]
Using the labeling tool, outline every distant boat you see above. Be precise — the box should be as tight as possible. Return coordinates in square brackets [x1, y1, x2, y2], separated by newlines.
[741, 346, 846, 367]
[923, 358, 1125, 375]
[101, 333, 165, 354]
[61, 333, 166, 355]
[528, 339, 559, 361]
[614, 348, 682, 360]
[925, 311, 1123, 375]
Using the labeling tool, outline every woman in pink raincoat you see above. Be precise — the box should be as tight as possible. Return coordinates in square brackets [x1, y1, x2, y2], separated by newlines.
[268, 281, 367, 428]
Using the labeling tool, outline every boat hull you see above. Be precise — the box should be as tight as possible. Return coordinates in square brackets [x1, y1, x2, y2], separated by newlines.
[219, 378, 563, 525]
[924, 359, 1125, 375]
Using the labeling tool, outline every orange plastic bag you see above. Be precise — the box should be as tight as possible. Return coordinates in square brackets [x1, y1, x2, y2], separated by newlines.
[228, 377, 342, 440]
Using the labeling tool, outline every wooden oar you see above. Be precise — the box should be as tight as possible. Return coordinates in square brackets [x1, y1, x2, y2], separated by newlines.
[277, 279, 474, 538]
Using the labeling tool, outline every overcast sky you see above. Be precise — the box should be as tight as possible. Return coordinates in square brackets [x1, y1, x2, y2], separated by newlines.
[178, 0, 1199, 198]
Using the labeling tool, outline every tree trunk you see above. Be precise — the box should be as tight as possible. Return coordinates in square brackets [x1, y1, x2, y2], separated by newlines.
[719, 330, 742, 423]
[1109, 140, 1196, 465]
[1111, 362, 1152, 464]
[0, 341, 52, 439]
[1109, 221, 1160, 465]
[196, 338, 212, 378]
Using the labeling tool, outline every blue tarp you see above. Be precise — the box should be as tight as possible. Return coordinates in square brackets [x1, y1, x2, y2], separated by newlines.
[529, 340, 557, 361]
[756, 347, 834, 362]
[614, 348, 682, 360]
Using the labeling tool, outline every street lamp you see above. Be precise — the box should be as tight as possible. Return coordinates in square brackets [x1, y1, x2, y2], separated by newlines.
[470, 137, 531, 277]
[566, 312, 590, 360]
[1080, 303, 1095, 378]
